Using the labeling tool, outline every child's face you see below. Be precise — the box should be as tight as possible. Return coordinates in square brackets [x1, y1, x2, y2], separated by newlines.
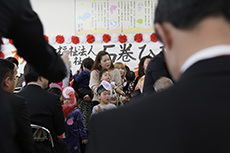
[100, 71, 111, 82]
[98, 90, 111, 104]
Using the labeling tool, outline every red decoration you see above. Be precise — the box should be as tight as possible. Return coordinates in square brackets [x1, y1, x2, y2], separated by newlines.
[1, 40, 3, 45]
[9, 39, 13, 45]
[71, 36, 80, 44]
[44, 35, 49, 42]
[103, 34, 111, 43]
[56, 35, 65, 44]
[0, 51, 4, 59]
[87, 34, 95, 44]
[118, 34, 127, 43]
[134, 33, 143, 43]
[151, 33, 158, 42]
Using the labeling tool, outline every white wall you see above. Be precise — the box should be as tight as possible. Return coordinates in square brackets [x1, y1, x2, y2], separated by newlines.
[30, 0, 75, 35]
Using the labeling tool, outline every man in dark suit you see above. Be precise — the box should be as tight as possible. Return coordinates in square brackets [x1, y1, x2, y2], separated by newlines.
[0, 0, 66, 152]
[143, 51, 172, 94]
[18, 63, 67, 153]
[0, 59, 34, 153]
[87, 0, 230, 153]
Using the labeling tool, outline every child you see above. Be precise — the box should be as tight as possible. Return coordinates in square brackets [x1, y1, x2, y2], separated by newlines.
[62, 87, 88, 153]
[72, 57, 94, 101]
[91, 82, 117, 115]
[99, 69, 126, 105]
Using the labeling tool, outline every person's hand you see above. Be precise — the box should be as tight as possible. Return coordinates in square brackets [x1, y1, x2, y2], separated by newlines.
[61, 50, 71, 68]
[82, 139, 88, 144]
[110, 99, 117, 105]
[83, 95, 91, 102]
[96, 105, 103, 112]
[121, 96, 129, 103]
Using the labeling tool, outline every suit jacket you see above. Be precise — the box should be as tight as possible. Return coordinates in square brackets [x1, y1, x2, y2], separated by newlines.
[0, 0, 66, 82]
[88, 56, 230, 153]
[0, 89, 18, 153]
[18, 84, 66, 153]
[143, 51, 172, 94]
[8, 93, 34, 153]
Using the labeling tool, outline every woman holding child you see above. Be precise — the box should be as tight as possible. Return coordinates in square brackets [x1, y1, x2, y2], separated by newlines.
[89, 51, 123, 105]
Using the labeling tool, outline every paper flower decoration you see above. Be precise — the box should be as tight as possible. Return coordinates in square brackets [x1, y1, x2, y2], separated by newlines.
[9, 39, 13, 45]
[44, 35, 49, 42]
[118, 34, 127, 43]
[103, 34, 111, 43]
[151, 33, 158, 42]
[71, 36, 80, 44]
[134, 33, 143, 43]
[0, 51, 4, 59]
[87, 34, 95, 44]
[1, 40, 3, 45]
[56, 35, 65, 44]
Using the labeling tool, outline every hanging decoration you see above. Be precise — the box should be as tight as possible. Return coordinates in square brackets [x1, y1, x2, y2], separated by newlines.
[1, 33, 159, 45]
[56, 35, 65, 44]
[118, 34, 127, 43]
[71, 36, 80, 44]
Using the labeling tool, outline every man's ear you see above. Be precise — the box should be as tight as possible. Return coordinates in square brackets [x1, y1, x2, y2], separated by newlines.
[2, 77, 10, 89]
[155, 23, 172, 51]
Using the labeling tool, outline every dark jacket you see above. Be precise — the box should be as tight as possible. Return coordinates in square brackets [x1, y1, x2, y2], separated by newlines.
[88, 56, 230, 153]
[18, 84, 66, 153]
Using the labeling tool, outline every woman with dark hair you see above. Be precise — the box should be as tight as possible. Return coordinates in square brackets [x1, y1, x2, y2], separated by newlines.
[89, 51, 122, 105]
[134, 55, 152, 93]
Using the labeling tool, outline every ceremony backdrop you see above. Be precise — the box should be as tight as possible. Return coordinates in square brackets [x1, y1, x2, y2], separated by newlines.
[0, 0, 162, 77]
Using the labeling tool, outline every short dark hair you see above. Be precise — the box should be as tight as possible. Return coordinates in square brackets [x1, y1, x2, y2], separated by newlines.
[126, 71, 135, 82]
[24, 63, 40, 84]
[82, 57, 94, 71]
[97, 84, 107, 95]
[6, 57, 19, 67]
[154, 0, 230, 41]
[99, 69, 109, 81]
[0, 59, 15, 83]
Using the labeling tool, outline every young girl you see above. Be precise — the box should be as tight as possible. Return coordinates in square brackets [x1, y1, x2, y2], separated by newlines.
[89, 51, 122, 105]
[114, 62, 127, 89]
[99, 69, 127, 105]
[91, 82, 116, 115]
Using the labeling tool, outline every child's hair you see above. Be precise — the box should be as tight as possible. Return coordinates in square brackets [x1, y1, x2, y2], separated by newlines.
[126, 70, 135, 82]
[82, 57, 94, 71]
[97, 84, 108, 95]
[99, 69, 109, 81]
[114, 62, 126, 79]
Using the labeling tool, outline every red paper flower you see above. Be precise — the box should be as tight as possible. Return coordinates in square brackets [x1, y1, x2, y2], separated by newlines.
[118, 34, 127, 43]
[0, 51, 4, 59]
[44, 35, 49, 42]
[87, 34, 95, 44]
[151, 33, 158, 42]
[56, 35, 65, 44]
[103, 34, 111, 43]
[9, 39, 13, 45]
[72, 36, 80, 44]
[134, 33, 143, 43]
[1, 40, 3, 45]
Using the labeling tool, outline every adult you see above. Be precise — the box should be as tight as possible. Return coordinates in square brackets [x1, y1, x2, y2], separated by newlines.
[143, 51, 172, 94]
[0, 0, 66, 82]
[134, 55, 152, 93]
[18, 64, 67, 153]
[87, 0, 230, 152]
[0, 0, 66, 152]
[89, 51, 122, 104]
[0, 59, 34, 153]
